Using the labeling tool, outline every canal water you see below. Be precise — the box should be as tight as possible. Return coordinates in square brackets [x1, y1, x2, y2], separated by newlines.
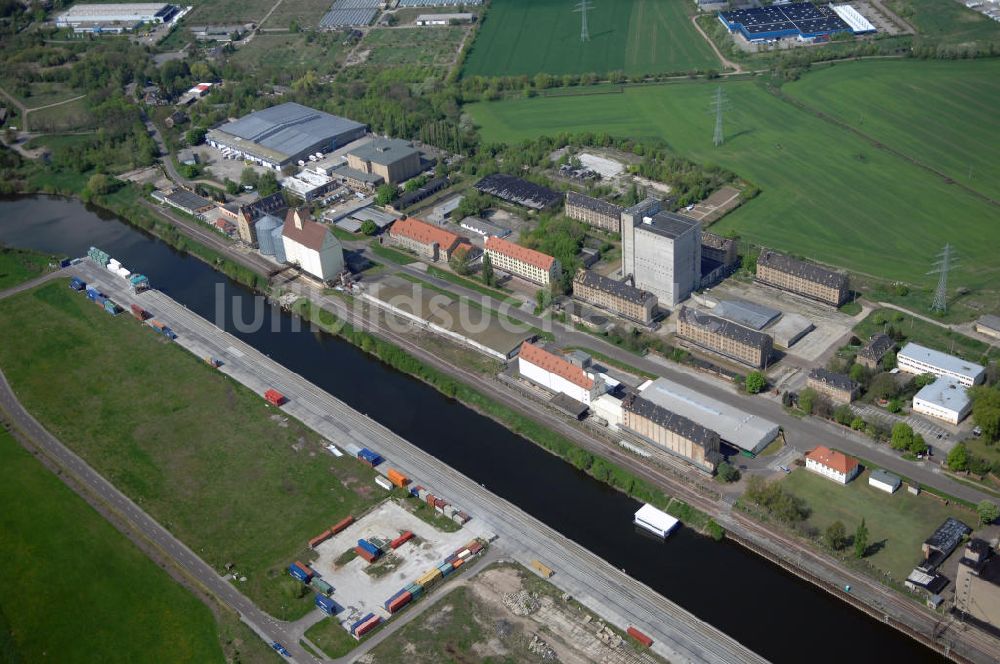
[0, 195, 947, 663]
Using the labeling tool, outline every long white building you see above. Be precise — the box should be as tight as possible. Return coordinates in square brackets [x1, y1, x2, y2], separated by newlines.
[897, 342, 985, 387]
[56, 3, 179, 32]
[912, 377, 972, 424]
[281, 209, 344, 281]
[518, 342, 606, 405]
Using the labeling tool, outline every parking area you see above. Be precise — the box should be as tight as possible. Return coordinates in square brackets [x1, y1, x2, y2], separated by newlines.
[311, 499, 489, 626]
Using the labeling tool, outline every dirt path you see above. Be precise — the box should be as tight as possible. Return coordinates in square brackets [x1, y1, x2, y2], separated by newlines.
[0, 87, 86, 132]
[258, 0, 287, 27]
[691, 15, 741, 73]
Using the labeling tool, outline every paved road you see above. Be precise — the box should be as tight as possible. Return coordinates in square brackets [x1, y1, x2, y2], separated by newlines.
[72, 262, 768, 664]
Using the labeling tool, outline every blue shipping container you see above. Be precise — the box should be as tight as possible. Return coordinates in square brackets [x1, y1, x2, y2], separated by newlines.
[86, 288, 99, 300]
[315, 594, 337, 614]
[357, 448, 383, 466]
[409, 486, 420, 497]
[288, 564, 309, 583]
[357, 539, 380, 557]
[162, 327, 177, 340]
[69, 278, 86, 290]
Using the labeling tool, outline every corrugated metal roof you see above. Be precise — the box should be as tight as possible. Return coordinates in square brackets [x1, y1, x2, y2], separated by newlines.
[899, 342, 985, 381]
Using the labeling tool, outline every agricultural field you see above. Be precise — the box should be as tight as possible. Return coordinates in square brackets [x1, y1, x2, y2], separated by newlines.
[467, 60, 1000, 290]
[780, 467, 976, 583]
[0, 245, 57, 290]
[0, 429, 225, 663]
[261, 0, 336, 29]
[0, 282, 388, 621]
[358, 26, 467, 71]
[462, 0, 719, 78]
[184, 0, 277, 24]
[887, 0, 1000, 47]
[227, 33, 346, 79]
[785, 59, 1000, 201]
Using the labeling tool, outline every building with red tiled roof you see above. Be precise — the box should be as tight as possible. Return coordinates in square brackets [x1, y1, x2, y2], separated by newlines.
[484, 236, 560, 286]
[517, 342, 606, 405]
[385, 217, 469, 263]
[805, 445, 860, 484]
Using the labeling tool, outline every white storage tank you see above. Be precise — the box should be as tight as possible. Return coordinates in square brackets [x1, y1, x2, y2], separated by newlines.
[255, 214, 282, 257]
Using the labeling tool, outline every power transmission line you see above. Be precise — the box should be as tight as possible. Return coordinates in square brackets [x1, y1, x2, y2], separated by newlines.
[573, 0, 593, 42]
[928, 244, 958, 314]
[709, 86, 729, 147]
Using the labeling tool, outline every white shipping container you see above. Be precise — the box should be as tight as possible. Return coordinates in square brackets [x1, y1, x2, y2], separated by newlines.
[375, 476, 393, 490]
[457, 549, 471, 559]
[326, 443, 343, 457]
[107, 264, 118, 272]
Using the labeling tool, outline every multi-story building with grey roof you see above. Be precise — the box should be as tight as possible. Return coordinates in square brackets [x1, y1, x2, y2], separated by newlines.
[346, 138, 422, 185]
[621, 392, 719, 473]
[755, 249, 849, 307]
[807, 367, 860, 404]
[676, 306, 772, 368]
[564, 191, 624, 233]
[572, 269, 657, 325]
[620, 203, 701, 307]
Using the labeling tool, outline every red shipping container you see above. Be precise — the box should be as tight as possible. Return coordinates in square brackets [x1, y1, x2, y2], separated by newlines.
[309, 530, 333, 548]
[469, 542, 483, 554]
[390, 531, 414, 549]
[434, 498, 447, 509]
[354, 615, 381, 638]
[264, 389, 285, 406]
[292, 561, 314, 580]
[331, 515, 354, 534]
[627, 626, 653, 648]
[387, 592, 412, 614]
[426, 494, 436, 506]
[354, 546, 377, 563]
[130, 304, 148, 320]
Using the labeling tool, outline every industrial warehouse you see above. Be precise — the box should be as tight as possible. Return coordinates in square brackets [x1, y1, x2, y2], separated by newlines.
[206, 102, 366, 170]
[755, 249, 850, 307]
[345, 138, 423, 185]
[621, 392, 720, 473]
[572, 269, 658, 326]
[55, 3, 180, 32]
[676, 306, 773, 369]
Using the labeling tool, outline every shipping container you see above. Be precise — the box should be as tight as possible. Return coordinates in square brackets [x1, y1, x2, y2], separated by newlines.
[445, 553, 457, 563]
[353, 615, 381, 638]
[104, 300, 120, 315]
[204, 356, 220, 368]
[627, 626, 653, 648]
[456, 511, 471, 524]
[530, 560, 554, 579]
[443, 505, 458, 519]
[288, 563, 311, 583]
[69, 278, 86, 291]
[457, 549, 471, 559]
[357, 448, 383, 467]
[389, 531, 413, 549]
[433, 498, 447, 509]
[409, 485, 423, 498]
[349, 613, 375, 635]
[312, 578, 333, 595]
[386, 592, 412, 614]
[331, 515, 354, 534]
[452, 558, 464, 569]
[149, 320, 166, 330]
[353, 546, 376, 563]
[264, 389, 285, 406]
[416, 568, 442, 587]
[405, 583, 424, 599]
[417, 489, 430, 501]
[292, 561, 314, 580]
[315, 594, 338, 615]
[94, 295, 107, 306]
[309, 530, 333, 548]
[425, 494, 436, 507]
[469, 542, 484, 555]
[357, 539, 380, 557]
[85, 286, 100, 300]
[130, 303, 148, 320]
[374, 476, 393, 491]
[162, 327, 177, 340]
[386, 469, 408, 488]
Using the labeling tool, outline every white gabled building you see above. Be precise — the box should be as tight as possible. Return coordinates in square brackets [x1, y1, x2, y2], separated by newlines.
[897, 342, 985, 387]
[281, 208, 344, 281]
[518, 342, 606, 405]
[912, 376, 972, 424]
[805, 445, 860, 485]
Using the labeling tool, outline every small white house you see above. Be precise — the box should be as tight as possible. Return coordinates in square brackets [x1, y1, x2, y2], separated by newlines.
[912, 376, 971, 424]
[805, 445, 860, 485]
[869, 469, 901, 494]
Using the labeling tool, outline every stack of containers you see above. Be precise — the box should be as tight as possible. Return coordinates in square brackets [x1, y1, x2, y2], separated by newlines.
[383, 588, 412, 614]
[103, 299, 120, 315]
[416, 487, 430, 502]
[315, 594, 338, 615]
[409, 484, 424, 498]
[88, 247, 110, 266]
[354, 539, 381, 563]
[287, 561, 313, 583]
[437, 560, 454, 578]
[416, 567, 442, 590]
[350, 613, 381, 639]
[85, 285, 101, 301]
[453, 511, 471, 525]
[69, 278, 86, 291]
[357, 448, 383, 467]
[404, 581, 424, 600]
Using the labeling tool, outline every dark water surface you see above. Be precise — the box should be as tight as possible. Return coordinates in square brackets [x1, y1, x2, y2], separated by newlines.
[0, 195, 946, 663]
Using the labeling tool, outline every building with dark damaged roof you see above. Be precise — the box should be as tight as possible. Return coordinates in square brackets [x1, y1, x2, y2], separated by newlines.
[474, 173, 562, 210]
[564, 191, 624, 232]
[676, 306, 772, 368]
[572, 269, 657, 325]
[621, 392, 720, 473]
[756, 249, 849, 307]
[857, 333, 896, 370]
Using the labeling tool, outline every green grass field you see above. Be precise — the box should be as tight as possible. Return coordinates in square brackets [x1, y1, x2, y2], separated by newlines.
[228, 33, 345, 79]
[467, 60, 1000, 290]
[361, 26, 467, 71]
[785, 59, 1000, 201]
[854, 308, 999, 364]
[462, 0, 719, 78]
[781, 467, 975, 582]
[887, 0, 1000, 47]
[0, 282, 387, 620]
[260, 0, 332, 28]
[0, 246, 56, 290]
[304, 619, 360, 659]
[0, 429, 225, 663]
